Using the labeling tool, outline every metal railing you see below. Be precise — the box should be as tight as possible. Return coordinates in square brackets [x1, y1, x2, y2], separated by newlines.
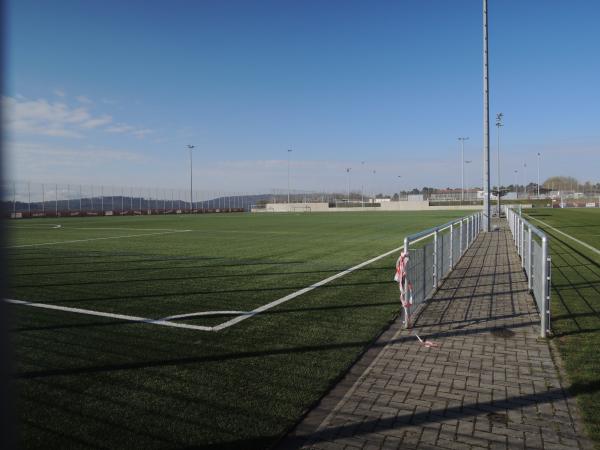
[401, 211, 483, 327]
[506, 206, 551, 337]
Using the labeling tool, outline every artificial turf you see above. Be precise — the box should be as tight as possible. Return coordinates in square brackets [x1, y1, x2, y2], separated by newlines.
[525, 208, 600, 447]
[7, 210, 470, 449]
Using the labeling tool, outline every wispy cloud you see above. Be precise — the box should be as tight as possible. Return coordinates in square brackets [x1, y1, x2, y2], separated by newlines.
[81, 115, 113, 129]
[53, 88, 66, 97]
[76, 95, 92, 104]
[3, 94, 153, 139]
[8, 141, 146, 167]
[106, 124, 135, 133]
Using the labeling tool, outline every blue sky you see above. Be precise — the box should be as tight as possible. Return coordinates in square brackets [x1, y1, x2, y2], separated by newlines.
[4, 0, 600, 194]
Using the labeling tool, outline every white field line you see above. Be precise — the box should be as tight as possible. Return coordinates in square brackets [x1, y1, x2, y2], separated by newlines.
[8, 235, 429, 332]
[57, 227, 190, 232]
[525, 215, 600, 257]
[6, 230, 192, 248]
[8, 224, 63, 229]
[5, 298, 213, 331]
[160, 311, 246, 321]
[211, 244, 405, 331]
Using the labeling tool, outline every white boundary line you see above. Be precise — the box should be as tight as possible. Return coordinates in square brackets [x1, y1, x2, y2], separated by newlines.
[5, 299, 213, 331]
[7, 243, 406, 332]
[526, 215, 600, 256]
[160, 311, 246, 321]
[6, 230, 192, 249]
[58, 227, 189, 232]
[211, 244, 405, 331]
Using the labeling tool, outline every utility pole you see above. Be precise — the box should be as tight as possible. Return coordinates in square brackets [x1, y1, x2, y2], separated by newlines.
[495, 113, 503, 215]
[482, 0, 491, 231]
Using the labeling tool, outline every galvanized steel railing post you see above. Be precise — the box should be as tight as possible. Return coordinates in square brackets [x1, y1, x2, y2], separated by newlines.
[520, 220, 525, 268]
[403, 235, 410, 328]
[541, 235, 549, 338]
[467, 217, 471, 246]
[527, 226, 533, 291]
[458, 219, 464, 256]
[433, 230, 439, 288]
[449, 224, 454, 269]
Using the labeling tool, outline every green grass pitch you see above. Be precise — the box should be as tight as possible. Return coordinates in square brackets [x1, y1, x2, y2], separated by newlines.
[7, 210, 470, 449]
[525, 208, 600, 445]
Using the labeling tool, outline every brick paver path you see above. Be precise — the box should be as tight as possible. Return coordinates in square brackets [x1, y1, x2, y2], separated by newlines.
[280, 225, 590, 450]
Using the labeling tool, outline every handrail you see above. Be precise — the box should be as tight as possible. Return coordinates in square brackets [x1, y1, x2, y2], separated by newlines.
[399, 210, 483, 328]
[403, 211, 482, 250]
[505, 206, 551, 337]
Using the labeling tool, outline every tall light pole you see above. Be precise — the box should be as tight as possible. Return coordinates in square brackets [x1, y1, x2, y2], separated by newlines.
[458, 137, 470, 203]
[482, 0, 491, 231]
[465, 160, 472, 201]
[372, 170, 376, 203]
[346, 168, 351, 203]
[397, 175, 402, 201]
[523, 163, 527, 198]
[287, 148, 292, 205]
[514, 169, 519, 198]
[361, 161, 366, 207]
[495, 113, 503, 215]
[187, 144, 195, 211]
[537, 152, 541, 198]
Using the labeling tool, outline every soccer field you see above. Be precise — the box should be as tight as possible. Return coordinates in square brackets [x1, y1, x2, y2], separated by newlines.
[7, 210, 468, 449]
[525, 208, 600, 445]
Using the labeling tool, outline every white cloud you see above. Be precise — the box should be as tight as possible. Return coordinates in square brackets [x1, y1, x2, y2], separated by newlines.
[106, 124, 135, 133]
[132, 128, 153, 138]
[76, 95, 92, 104]
[6, 141, 147, 180]
[3, 95, 152, 139]
[81, 115, 113, 129]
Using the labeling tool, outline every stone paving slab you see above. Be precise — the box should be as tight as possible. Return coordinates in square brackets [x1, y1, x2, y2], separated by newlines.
[279, 225, 591, 450]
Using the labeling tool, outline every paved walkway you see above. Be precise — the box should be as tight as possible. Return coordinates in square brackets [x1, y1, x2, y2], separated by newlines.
[280, 224, 590, 450]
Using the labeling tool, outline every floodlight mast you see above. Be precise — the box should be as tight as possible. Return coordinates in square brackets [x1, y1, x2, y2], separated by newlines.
[397, 175, 402, 201]
[187, 145, 195, 211]
[287, 148, 292, 205]
[458, 137, 469, 203]
[482, 0, 491, 231]
[346, 168, 351, 203]
[537, 152, 541, 198]
[465, 160, 473, 200]
[496, 113, 503, 215]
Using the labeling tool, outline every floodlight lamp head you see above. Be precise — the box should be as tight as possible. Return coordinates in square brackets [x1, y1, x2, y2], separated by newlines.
[187, 144, 195, 149]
